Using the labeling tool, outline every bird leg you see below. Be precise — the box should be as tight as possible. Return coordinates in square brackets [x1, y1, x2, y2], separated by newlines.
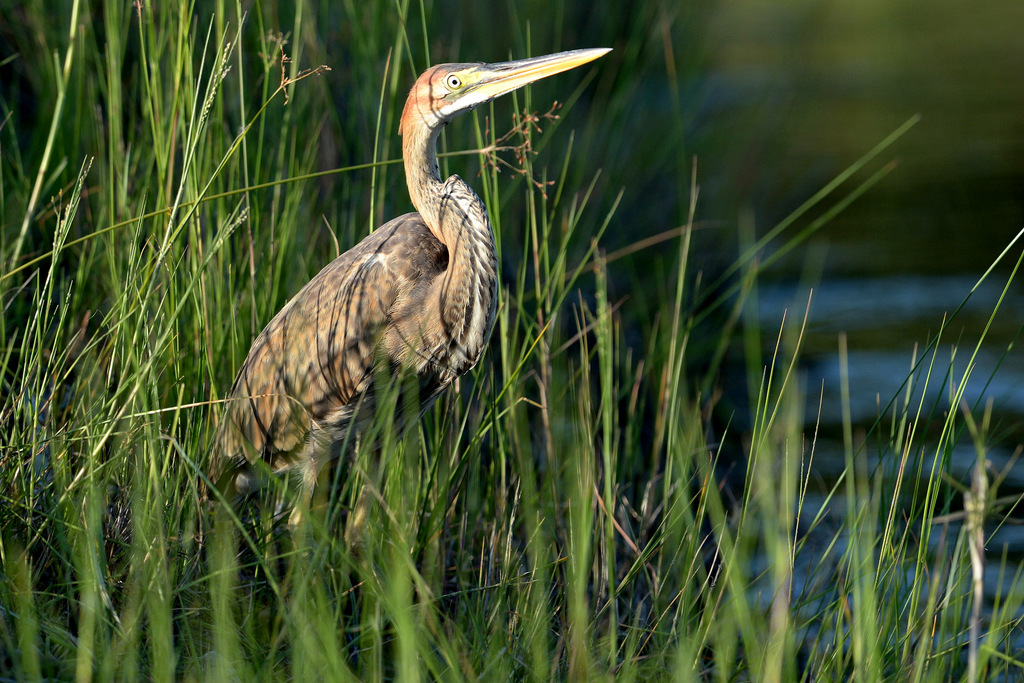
[285, 425, 334, 528]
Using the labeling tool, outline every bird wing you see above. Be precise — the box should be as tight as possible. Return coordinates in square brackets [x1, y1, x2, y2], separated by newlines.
[210, 214, 447, 486]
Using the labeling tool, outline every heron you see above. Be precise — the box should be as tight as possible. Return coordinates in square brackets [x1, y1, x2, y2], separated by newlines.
[209, 48, 611, 521]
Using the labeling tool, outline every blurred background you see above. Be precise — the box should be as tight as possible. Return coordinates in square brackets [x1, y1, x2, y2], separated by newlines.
[691, 0, 1024, 489]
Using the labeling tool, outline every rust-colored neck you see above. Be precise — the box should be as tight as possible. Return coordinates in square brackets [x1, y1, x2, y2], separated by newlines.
[398, 83, 498, 374]
[400, 72, 450, 240]
[401, 120, 444, 235]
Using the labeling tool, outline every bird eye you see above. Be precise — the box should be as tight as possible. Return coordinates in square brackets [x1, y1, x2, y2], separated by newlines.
[444, 74, 462, 90]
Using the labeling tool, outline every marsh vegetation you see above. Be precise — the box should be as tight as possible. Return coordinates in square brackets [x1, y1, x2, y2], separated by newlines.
[1, 1, 1022, 680]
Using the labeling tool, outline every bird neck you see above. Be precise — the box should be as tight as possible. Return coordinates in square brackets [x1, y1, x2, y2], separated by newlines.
[402, 122, 446, 237]
[400, 117, 498, 375]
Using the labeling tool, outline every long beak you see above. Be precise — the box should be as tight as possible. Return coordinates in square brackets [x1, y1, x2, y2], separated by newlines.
[467, 48, 611, 104]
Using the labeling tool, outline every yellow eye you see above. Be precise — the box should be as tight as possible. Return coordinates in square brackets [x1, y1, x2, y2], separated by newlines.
[445, 74, 463, 90]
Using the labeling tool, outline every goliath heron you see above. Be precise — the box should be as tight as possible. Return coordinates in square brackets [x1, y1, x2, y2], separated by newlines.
[209, 48, 610, 516]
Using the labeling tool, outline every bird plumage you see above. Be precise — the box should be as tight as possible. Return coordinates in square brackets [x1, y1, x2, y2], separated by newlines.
[208, 48, 609, 507]
[211, 197, 495, 494]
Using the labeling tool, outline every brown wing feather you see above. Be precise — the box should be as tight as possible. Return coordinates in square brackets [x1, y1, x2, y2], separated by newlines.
[210, 213, 448, 490]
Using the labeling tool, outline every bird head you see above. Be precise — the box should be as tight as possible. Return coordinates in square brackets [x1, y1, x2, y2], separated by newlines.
[399, 48, 611, 136]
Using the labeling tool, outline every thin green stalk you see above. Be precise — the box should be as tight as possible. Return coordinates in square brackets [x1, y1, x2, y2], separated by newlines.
[9, 0, 82, 268]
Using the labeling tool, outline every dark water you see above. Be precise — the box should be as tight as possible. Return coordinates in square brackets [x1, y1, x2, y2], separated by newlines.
[698, 0, 1024, 279]
[696, 0, 1024, 614]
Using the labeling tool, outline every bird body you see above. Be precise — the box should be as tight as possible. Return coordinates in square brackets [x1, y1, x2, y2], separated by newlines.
[209, 48, 610, 504]
[212, 194, 495, 494]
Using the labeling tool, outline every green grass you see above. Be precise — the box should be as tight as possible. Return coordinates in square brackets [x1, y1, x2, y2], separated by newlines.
[2, 1, 1023, 680]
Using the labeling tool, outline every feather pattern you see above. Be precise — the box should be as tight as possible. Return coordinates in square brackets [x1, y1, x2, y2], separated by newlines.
[208, 48, 608, 503]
